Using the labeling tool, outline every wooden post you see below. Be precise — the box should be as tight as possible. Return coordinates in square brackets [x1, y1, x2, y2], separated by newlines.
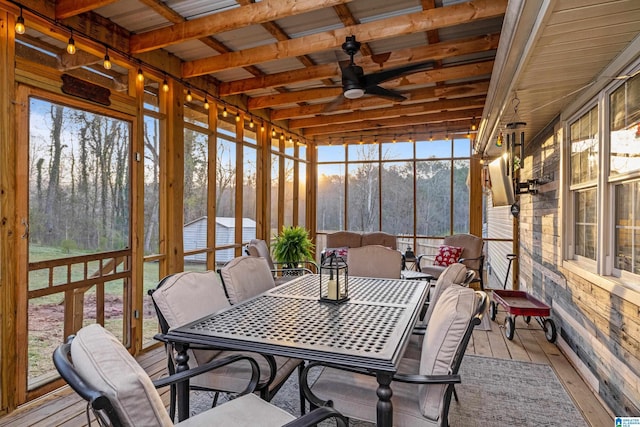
[0, 10, 18, 413]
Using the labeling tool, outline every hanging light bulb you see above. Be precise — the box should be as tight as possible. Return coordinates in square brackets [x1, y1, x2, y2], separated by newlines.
[235, 112, 240, 122]
[429, 132, 434, 142]
[289, 135, 293, 144]
[471, 117, 477, 131]
[359, 135, 363, 144]
[392, 135, 397, 143]
[137, 68, 144, 83]
[260, 122, 265, 132]
[222, 106, 228, 118]
[203, 96, 209, 110]
[185, 89, 192, 102]
[15, 8, 25, 35]
[280, 132, 285, 140]
[162, 76, 169, 93]
[249, 118, 254, 129]
[66, 30, 76, 55]
[103, 47, 112, 70]
[272, 129, 277, 137]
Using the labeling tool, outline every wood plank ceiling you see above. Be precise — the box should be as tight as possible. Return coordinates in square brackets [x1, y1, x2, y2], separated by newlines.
[50, 0, 508, 145]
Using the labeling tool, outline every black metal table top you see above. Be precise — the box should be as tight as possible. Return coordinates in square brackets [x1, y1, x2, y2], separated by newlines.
[167, 275, 429, 372]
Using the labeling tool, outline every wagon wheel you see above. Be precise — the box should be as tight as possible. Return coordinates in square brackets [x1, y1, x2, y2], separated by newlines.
[489, 301, 497, 321]
[524, 316, 531, 324]
[543, 318, 557, 343]
[504, 316, 515, 340]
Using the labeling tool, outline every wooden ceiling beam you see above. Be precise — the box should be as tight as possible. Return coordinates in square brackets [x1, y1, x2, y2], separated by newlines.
[130, 0, 353, 53]
[289, 96, 486, 129]
[182, 0, 507, 77]
[271, 80, 491, 120]
[249, 60, 493, 109]
[313, 123, 473, 144]
[303, 110, 481, 136]
[219, 33, 499, 96]
[56, 0, 118, 19]
[136, 0, 263, 80]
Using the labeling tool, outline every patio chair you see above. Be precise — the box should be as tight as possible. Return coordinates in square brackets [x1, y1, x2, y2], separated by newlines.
[149, 270, 304, 418]
[300, 286, 487, 427]
[245, 239, 317, 285]
[346, 245, 402, 279]
[53, 324, 348, 427]
[404, 264, 468, 360]
[418, 233, 485, 290]
[219, 256, 278, 304]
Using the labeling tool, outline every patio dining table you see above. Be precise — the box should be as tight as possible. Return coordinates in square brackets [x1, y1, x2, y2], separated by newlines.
[164, 274, 429, 427]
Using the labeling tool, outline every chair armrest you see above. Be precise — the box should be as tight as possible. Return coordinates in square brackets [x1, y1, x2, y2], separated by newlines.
[154, 333, 278, 392]
[392, 373, 461, 385]
[458, 255, 483, 263]
[282, 406, 348, 427]
[416, 254, 435, 271]
[152, 353, 260, 396]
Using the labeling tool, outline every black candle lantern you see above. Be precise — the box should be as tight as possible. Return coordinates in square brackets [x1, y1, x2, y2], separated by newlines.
[319, 253, 349, 304]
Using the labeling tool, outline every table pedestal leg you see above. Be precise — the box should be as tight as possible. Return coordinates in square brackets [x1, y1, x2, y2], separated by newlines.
[175, 343, 190, 422]
[376, 372, 393, 427]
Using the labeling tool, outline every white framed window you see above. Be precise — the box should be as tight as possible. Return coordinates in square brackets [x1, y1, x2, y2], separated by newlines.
[609, 71, 640, 278]
[568, 105, 599, 262]
[564, 63, 640, 288]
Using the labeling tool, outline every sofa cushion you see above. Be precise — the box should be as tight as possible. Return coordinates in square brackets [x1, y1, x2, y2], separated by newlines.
[361, 232, 397, 250]
[325, 231, 362, 248]
[433, 245, 464, 267]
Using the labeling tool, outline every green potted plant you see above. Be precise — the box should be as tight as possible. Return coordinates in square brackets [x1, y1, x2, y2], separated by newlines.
[272, 226, 314, 268]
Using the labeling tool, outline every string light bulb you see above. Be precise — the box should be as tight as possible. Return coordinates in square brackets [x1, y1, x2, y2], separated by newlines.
[66, 30, 76, 55]
[272, 129, 277, 137]
[103, 47, 111, 70]
[280, 132, 285, 140]
[162, 76, 169, 93]
[260, 122, 265, 132]
[392, 135, 397, 143]
[185, 89, 192, 102]
[235, 112, 240, 122]
[203, 96, 209, 110]
[137, 68, 144, 82]
[15, 8, 25, 35]
[222, 106, 228, 118]
[249, 118, 254, 129]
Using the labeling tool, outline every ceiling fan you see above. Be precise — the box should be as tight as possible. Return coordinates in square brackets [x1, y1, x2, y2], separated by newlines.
[337, 35, 435, 101]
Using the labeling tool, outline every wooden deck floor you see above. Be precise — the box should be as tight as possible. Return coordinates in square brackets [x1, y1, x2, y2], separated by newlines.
[0, 309, 613, 426]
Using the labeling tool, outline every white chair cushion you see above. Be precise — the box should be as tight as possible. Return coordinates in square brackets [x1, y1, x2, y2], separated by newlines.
[152, 271, 228, 367]
[418, 285, 476, 421]
[153, 271, 229, 329]
[177, 393, 295, 427]
[71, 324, 172, 426]
[418, 264, 467, 328]
[346, 245, 402, 279]
[308, 358, 436, 426]
[220, 256, 275, 304]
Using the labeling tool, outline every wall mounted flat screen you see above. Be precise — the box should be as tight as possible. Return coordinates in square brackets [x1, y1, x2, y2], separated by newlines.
[488, 157, 515, 207]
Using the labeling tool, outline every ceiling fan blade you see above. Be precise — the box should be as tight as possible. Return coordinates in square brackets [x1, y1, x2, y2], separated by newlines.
[323, 94, 348, 112]
[364, 85, 406, 101]
[363, 60, 435, 87]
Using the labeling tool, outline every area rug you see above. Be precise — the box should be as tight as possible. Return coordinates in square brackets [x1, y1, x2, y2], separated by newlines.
[188, 355, 587, 426]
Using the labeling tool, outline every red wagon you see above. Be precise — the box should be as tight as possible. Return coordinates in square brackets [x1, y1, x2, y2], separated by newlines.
[488, 254, 557, 343]
[489, 290, 557, 342]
